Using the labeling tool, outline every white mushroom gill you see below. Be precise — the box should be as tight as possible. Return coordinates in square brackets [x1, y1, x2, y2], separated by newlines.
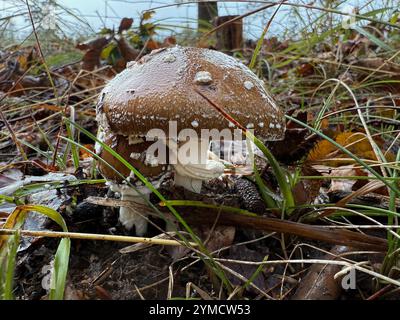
[168, 139, 225, 193]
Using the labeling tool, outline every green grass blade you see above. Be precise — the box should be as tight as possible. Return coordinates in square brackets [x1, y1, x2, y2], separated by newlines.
[249, 0, 285, 70]
[352, 25, 394, 52]
[0, 207, 27, 300]
[13, 179, 106, 198]
[1, 230, 20, 300]
[243, 255, 269, 291]
[246, 131, 295, 213]
[21, 205, 70, 300]
[160, 200, 259, 217]
[246, 138, 278, 209]
[50, 237, 70, 300]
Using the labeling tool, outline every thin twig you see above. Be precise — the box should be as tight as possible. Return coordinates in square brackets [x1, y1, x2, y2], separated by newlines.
[0, 229, 197, 247]
[0, 110, 28, 160]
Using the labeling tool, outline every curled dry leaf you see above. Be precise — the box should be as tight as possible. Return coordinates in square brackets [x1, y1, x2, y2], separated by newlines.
[202, 225, 236, 253]
[223, 245, 268, 294]
[142, 10, 155, 21]
[292, 166, 323, 206]
[118, 17, 134, 34]
[267, 128, 319, 165]
[79, 144, 94, 160]
[0, 172, 76, 251]
[146, 39, 160, 50]
[0, 55, 48, 94]
[95, 285, 113, 300]
[116, 36, 139, 62]
[168, 224, 236, 260]
[354, 57, 400, 74]
[327, 165, 366, 194]
[307, 131, 395, 167]
[76, 37, 110, 71]
[163, 36, 177, 47]
[267, 111, 319, 165]
[292, 246, 353, 300]
[296, 63, 315, 77]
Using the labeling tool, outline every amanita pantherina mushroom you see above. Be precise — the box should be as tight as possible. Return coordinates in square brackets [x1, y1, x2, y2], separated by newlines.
[96, 46, 285, 235]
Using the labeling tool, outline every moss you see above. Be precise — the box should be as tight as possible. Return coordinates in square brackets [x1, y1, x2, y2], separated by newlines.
[45, 51, 83, 68]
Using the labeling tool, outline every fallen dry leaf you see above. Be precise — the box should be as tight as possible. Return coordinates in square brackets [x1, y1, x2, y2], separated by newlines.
[77, 37, 110, 71]
[224, 245, 268, 294]
[307, 131, 395, 167]
[117, 36, 139, 62]
[118, 17, 134, 34]
[292, 246, 353, 300]
[292, 166, 323, 206]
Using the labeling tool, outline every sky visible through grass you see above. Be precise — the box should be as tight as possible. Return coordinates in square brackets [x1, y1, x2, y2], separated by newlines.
[0, 0, 391, 41]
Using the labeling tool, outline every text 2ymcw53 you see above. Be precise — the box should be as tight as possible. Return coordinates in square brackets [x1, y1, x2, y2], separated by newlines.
[192, 304, 251, 315]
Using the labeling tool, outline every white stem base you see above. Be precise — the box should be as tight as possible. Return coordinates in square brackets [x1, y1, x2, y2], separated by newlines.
[110, 183, 151, 236]
[117, 187, 150, 236]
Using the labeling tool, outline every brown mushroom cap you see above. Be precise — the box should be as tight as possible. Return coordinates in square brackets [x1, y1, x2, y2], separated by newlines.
[97, 46, 285, 141]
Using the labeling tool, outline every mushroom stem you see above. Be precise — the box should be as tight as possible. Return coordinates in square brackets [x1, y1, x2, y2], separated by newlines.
[169, 138, 225, 194]
[110, 183, 151, 236]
